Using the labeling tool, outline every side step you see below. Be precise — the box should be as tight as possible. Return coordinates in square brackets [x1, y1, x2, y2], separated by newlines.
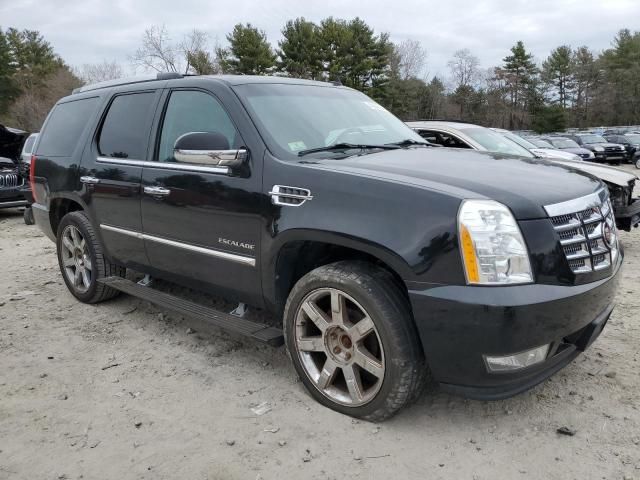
[98, 276, 284, 346]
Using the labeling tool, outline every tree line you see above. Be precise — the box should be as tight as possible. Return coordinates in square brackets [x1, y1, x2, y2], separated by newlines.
[1, 20, 639, 133]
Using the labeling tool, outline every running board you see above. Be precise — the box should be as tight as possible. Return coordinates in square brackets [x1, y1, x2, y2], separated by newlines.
[98, 276, 284, 346]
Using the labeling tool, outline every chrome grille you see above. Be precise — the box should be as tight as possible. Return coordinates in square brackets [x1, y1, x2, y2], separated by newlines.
[545, 189, 618, 274]
[0, 173, 23, 189]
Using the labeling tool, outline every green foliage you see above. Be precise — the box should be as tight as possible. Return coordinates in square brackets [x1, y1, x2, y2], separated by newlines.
[219, 23, 276, 75]
[542, 45, 574, 108]
[532, 105, 567, 133]
[187, 50, 217, 75]
[277, 18, 322, 79]
[0, 29, 18, 115]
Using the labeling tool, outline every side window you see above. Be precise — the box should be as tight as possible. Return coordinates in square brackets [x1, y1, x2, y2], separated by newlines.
[416, 130, 440, 144]
[439, 133, 470, 149]
[98, 92, 157, 159]
[36, 97, 99, 157]
[157, 90, 239, 163]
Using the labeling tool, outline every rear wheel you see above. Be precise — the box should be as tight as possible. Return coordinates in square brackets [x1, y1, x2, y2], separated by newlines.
[284, 261, 426, 421]
[56, 211, 124, 303]
[23, 207, 34, 225]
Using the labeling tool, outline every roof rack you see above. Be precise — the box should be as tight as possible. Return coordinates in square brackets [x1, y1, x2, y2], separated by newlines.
[72, 72, 185, 94]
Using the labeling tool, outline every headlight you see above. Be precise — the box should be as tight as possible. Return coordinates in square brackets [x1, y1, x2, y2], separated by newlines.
[458, 200, 533, 285]
[588, 152, 595, 159]
[593, 146, 605, 152]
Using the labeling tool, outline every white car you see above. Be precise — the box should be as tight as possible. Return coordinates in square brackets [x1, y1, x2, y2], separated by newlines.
[490, 128, 582, 161]
[20, 133, 38, 165]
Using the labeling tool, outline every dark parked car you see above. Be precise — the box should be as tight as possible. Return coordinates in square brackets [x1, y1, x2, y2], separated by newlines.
[604, 133, 640, 166]
[566, 133, 626, 165]
[0, 124, 29, 211]
[31, 74, 622, 420]
[539, 136, 595, 160]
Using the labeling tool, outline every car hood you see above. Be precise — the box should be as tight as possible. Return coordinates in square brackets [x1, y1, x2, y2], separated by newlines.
[306, 148, 602, 220]
[562, 147, 593, 156]
[544, 158, 637, 186]
[585, 142, 624, 149]
[0, 124, 27, 162]
[530, 148, 579, 160]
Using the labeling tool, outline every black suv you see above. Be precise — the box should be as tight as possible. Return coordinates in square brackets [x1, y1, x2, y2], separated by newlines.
[566, 133, 626, 165]
[31, 74, 622, 420]
[604, 133, 640, 166]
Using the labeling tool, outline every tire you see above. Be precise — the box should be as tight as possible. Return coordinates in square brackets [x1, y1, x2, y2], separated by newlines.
[56, 211, 124, 303]
[283, 261, 426, 421]
[635, 158, 640, 170]
[23, 207, 34, 225]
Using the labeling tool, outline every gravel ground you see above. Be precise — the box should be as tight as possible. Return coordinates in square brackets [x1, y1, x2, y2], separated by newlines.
[1, 177, 639, 479]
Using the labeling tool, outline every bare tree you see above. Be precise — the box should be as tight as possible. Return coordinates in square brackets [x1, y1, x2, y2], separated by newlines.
[395, 39, 427, 80]
[131, 25, 179, 73]
[447, 49, 481, 90]
[77, 61, 124, 84]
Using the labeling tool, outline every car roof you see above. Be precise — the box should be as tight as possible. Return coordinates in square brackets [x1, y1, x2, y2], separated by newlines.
[406, 120, 479, 129]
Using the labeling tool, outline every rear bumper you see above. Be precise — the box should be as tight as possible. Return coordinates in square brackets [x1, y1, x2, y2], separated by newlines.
[408, 256, 621, 400]
[32, 202, 56, 241]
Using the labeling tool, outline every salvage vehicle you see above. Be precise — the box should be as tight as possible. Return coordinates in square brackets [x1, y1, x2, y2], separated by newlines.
[32, 74, 622, 420]
[490, 128, 581, 161]
[408, 121, 640, 231]
[0, 124, 29, 211]
[566, 133, 626, 165]
[18, 133, 38, 224]
[539, 136, 595, 160]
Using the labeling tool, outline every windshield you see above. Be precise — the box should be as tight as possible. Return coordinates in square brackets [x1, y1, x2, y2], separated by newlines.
[625, 134, 640, 143]
[529, 138, 553, 148]
[234, 83, 425, 159]
[579, 134, 607, 144]
[548, 138, 579, 148]
[460, 127, 535, 158]
[497, 130, 539, 150]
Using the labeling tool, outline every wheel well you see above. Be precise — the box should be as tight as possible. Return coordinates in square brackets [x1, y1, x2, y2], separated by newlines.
[50, 198, 83, 235]
[274, 241, 409, 315]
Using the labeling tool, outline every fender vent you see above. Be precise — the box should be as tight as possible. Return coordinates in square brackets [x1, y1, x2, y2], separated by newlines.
[269, 185, 313, 207]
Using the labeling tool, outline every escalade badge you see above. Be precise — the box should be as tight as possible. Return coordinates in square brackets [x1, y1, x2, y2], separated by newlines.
[218, 238, 255, 251]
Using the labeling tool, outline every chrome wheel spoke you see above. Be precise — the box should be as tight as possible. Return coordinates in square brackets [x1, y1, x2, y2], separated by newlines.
[317, 358, 338, 390]
[349, 316, 375, 343]
[301, 300, 330, 332]
[353, 346, 384, 379]
[74, 268, 82, 287]
[62, 236, 74, 254]
[83, 257, 92, 272]
[81, 268, 91, 289]
[298, 336, 324, 352]
[63, 256, 75, 267]
[70, 227, 81, 248]
[343, 364, 364, 403]
[330, 290, 347, 325]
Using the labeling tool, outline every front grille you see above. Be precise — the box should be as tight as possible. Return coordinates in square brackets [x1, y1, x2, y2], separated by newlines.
[546, 190, 618, 274]
[579, 153, 591, 159]
[0, 173, 23, 189]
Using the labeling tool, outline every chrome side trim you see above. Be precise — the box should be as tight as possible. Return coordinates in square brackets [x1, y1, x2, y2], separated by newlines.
[80, 176, 100, 184]
[100, 224, 255, 266]
[96, 156, 230, 175]
[544, 188, 607, 217]
[269, 185, 313, 207]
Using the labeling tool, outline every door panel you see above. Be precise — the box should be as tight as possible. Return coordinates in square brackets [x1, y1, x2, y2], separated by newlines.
[83, 90, 161, 268]
[141, 88, 262, 304]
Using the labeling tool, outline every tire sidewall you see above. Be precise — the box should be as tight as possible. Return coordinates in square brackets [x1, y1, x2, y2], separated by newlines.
[56, 212, 101, 303]
[284, 263, 418, 420]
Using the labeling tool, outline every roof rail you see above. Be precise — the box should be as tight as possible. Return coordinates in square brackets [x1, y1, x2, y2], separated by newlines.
[72, 72, 184, 94]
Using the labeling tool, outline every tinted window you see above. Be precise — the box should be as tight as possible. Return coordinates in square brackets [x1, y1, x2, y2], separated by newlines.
[99, 92, 157, 159]
[460, 127, 535, 158]
[36, 97, 99, 156]
[158, 90, 239, 163]
[22, 135, 36, 154]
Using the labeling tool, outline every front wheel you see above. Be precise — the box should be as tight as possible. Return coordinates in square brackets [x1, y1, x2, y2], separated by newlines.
[283, 261, 426, 421]
[56, 211, 124, 303]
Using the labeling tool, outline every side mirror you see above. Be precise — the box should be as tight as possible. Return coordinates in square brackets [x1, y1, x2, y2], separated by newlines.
[173, 132, 247, 168]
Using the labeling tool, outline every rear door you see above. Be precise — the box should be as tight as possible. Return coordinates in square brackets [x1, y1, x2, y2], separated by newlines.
[82, 87, 162, 269]
[140, 87, 263, 304]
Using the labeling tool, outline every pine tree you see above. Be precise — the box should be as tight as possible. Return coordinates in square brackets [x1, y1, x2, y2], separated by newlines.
[219, 24, 276, 75]
[542, 45, 574, 109]
[277, 18, 322, 79]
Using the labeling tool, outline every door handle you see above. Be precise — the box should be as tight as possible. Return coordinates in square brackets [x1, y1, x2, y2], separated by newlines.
[144, 186, 171, 196]
[80, 176, 100, 184]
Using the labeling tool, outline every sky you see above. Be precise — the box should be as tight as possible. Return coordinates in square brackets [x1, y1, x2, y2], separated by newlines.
[1, 0, 639, 80]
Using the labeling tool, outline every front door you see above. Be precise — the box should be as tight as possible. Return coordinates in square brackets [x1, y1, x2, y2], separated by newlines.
[83, 88, 161, 269]
[140, 88, 263, 305]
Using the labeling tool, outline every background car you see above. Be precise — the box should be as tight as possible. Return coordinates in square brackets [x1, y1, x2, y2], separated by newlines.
[490, 128, 582, 161]
[0, 124, 29, 212]
[20, 133, 38, 166]
[407, 121, 640, 230]
[566, 133, 626, 165]
[603, 132, 640, 165]
[540, 136, 595, 160]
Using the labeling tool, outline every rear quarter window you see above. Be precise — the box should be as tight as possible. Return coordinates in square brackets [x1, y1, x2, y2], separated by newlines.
[36, 97, 99, 157]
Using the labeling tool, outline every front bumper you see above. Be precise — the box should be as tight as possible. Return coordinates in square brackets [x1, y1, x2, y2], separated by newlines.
[0, 189, 28, 209]
[614, 198, 640, 231]
[409, 256, 621, 400]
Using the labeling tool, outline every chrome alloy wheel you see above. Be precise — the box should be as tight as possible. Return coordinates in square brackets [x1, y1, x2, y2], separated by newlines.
[294, 288, 385, 407]
[60, 225, 92, 293]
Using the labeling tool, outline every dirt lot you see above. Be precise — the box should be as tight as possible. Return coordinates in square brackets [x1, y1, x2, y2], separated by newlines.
[1, 188, 640, 479]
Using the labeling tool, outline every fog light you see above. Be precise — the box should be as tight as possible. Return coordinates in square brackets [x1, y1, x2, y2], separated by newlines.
[484, 345, 550, 372]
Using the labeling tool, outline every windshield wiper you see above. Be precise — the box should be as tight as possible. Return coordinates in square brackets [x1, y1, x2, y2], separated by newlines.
[297, 142, 400, 157]
[386, 139, 435, 148]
